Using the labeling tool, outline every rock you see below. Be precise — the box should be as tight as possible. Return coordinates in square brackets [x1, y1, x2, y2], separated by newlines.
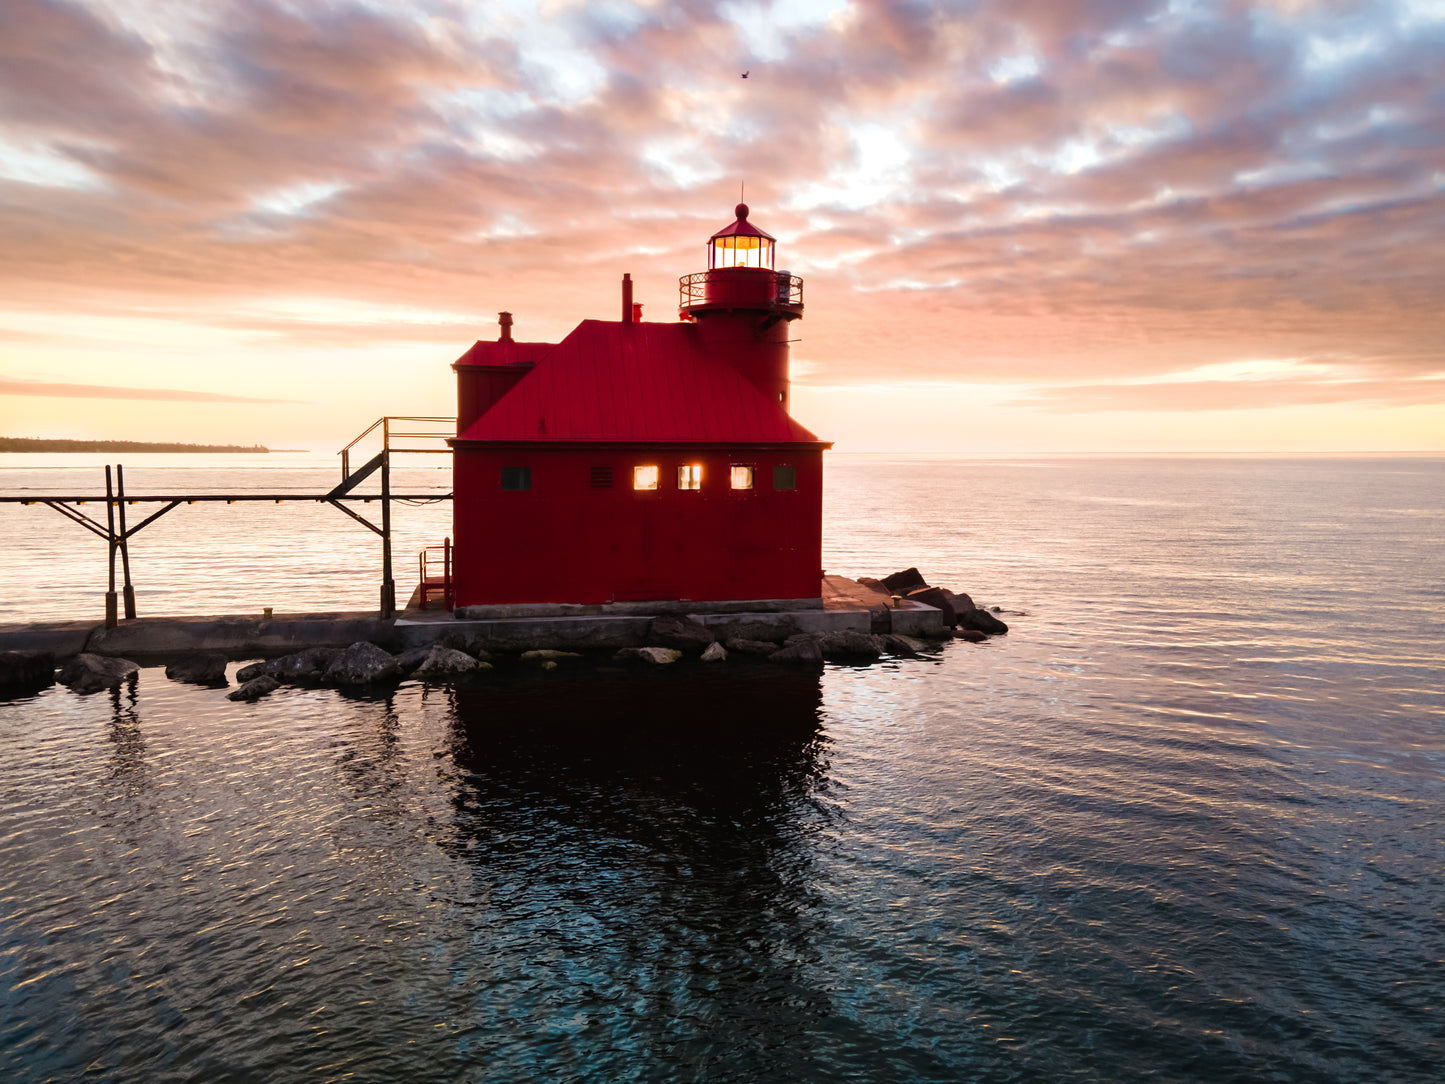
[905, 586, 956, 626]
[273, 647, 344, 684]
[647, 615, 716, 652]
[613, 646, 683, 665]
[0, 651, 55, 692]
[881, 634, 928, 656]
[768, 639, 823, 665]
[58, 653, 139, 694]
[954, 628, 989, 642]
[438, 631, 493, 660]
[324, 642, 402, 685]
[410, 646, 481, 677]
[700, 642, 727, 662]
[521, 649, 582, 662]
[235, 659, 275, 682]
[881, 567, 928, 595]
[856, 576, 892, 596]
[228, 675, 280, 701]
[957, 608, 1008, 635]
[724, 637, 781, 656]
[817, 630, 885, 661]
[394, 647, 432, 673]
[943, 589, 975, 612]
[164, 652, 229, 686]
[539, 660, 558, 671]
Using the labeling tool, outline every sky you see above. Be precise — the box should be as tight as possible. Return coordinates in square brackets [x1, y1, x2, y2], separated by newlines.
[1, 0, 1442, 453]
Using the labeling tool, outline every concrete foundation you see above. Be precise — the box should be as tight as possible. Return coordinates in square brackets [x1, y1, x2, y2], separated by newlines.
[0, 578, 948, 663]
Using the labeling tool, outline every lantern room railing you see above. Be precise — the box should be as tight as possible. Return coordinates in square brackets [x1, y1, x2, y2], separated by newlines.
[678, 269, 803, 316]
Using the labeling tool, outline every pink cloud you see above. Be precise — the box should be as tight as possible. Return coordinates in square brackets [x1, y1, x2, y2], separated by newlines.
[0, 0, 1440, 426]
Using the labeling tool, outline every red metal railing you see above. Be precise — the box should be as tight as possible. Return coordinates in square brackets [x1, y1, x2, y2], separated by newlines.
[678, 269, 803, 312]
[417, 536, 453, 611]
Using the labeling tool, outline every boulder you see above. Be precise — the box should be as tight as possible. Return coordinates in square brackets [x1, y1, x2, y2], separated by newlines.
[881, 634, 928, 656]
[58, 653, 139, 694]
[410, 645, 482, 677]
[957, 608, 1008, 635]
[521, 649, 582, 662]
[954, 628, 989, 643]
[647, 615, 716, 653]
[856, 576, 892, 596]
[0, 651, 55, 692]
[273, 647, 344, 684]
[724, 637, 781, 656]
[235, 659, 275, 683]
[613, 646, 683, 666]
[228, 675, 280, 701]
[817, 630, 885, 661]
[881, 567, 928, 595]
[435, 631, 493, 660]
[324, 642, 402, 686]
[394, 647, 432, 673]
[768, 639, 823, 665]
[700, 642, 728, 662]
[944, 589, 976, 612]
[905, 586, 956, 626]
[164, 652, 229, 686]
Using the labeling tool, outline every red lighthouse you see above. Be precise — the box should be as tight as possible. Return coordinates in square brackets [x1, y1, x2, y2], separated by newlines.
[448, 204, 829, 611]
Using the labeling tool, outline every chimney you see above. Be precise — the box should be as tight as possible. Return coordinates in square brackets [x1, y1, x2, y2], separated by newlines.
[622, 274, 633, 323]
[498, 311, 513, 343]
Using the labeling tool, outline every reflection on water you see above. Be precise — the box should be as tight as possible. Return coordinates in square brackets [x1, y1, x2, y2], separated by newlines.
[439, 667, 833, 1079]
[1, 457, 1442, 1083]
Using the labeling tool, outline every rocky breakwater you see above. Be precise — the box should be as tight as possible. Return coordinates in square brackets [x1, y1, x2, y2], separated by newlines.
[856, 567, 1013, 643]
[227, 640, 492, 701]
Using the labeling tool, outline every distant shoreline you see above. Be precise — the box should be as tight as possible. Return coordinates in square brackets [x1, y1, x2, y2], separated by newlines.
[0, 438, 278, 454]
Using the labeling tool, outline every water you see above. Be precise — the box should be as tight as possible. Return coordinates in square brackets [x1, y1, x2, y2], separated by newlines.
[2, 455, 1442, 1082]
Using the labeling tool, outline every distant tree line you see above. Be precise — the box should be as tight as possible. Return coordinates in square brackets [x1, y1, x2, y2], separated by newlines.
[0, 437, 272, 454]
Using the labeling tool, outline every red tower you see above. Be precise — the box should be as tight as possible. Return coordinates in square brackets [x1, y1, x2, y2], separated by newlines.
[679, 203, 804, 413]
[448, 204, 829, 612]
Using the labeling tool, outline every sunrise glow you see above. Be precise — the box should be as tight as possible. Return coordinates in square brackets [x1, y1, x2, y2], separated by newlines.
[2, 0, 1442, 453]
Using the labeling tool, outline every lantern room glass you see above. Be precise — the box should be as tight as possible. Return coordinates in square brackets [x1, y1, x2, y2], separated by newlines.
[711, 235, 774, 270]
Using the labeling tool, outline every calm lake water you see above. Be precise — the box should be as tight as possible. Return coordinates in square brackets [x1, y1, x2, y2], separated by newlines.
[2, 455, 1442, 1082]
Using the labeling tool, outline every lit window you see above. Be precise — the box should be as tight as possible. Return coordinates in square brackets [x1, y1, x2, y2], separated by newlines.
[712, 235, 773, 269]
[730, 465, 754, 490]
[501, 466, 531, 491]
[773, 464, 796, 491]
[678, 464, 702, 490]
[633, 465, 659, 491]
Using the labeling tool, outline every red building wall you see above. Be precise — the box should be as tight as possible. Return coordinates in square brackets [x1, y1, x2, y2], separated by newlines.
[452, 445, 823, 606]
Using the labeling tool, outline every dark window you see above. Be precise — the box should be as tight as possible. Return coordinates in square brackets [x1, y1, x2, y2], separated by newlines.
[501, 466, 532, 491]
[773, 464, 796, 491]
[590, 466, 614, 488]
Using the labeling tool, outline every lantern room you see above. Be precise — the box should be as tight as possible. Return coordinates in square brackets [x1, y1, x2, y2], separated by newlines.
[711, 203, 775, 268]
[679, 203, 803, 320]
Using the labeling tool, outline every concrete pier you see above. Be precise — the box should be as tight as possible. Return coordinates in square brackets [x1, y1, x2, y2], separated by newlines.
[0, 576, 946, 663]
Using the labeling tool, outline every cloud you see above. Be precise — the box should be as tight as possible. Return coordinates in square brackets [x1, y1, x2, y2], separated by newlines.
[0, 0, 1441, 435]
[0, 377, 296, 403]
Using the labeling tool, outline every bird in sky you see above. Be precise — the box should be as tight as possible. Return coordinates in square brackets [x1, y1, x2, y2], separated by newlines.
[741, 70, 749, 78]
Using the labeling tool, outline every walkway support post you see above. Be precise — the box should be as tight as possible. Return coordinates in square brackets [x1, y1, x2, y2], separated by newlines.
[379, 429, 395, 619]
[104, 466, 118, 628]
[116, 464, 137, 619]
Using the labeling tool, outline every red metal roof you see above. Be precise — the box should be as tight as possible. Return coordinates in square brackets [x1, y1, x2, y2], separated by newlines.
[452, 339, 555, 368]
[455, 320, 823, 444]
[711, 203, 775, 241]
